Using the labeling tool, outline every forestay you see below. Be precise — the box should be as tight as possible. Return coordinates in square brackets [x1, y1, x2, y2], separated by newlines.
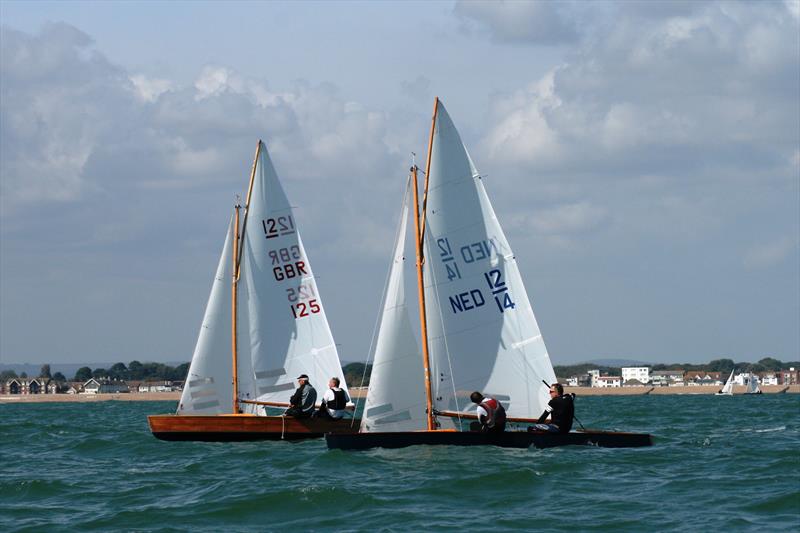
[237, 141, 348, 410]
[422, 103, 556, 425]
[177, 219, 235, 414]
[361, 178, 426, 432]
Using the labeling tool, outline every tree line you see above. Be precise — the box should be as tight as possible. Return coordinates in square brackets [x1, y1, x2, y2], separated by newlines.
[2, 357, 795, 387]
[0, 362, 190, 383]
[553, 357, 799, 379]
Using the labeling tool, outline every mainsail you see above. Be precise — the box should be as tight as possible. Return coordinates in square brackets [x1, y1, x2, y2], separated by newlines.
[422, 103, 556, 425]
[178, 219, 235, 414]
[178, 141, 347, 415]
[361, 177, 426, 432]
[237, 141, 348, 410]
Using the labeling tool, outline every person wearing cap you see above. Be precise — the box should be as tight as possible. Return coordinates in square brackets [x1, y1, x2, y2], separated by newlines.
[469, 391, 507, 433]
[284, 374, 317, 418]
[313, 377, 351, 419]
[530, 383, 574, 434]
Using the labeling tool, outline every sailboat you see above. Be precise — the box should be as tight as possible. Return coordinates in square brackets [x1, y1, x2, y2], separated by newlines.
[327, 99, 653, 450]
[745, 373, 762, 394]
[716, 369, 735, 395]
[149, 140, 359, 441]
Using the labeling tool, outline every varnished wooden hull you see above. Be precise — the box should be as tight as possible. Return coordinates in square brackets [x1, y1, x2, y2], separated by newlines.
[148, 414, 360, 441]
[325, 429, 654, 450]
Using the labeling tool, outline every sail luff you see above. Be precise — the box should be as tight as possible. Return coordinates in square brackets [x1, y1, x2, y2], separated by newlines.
[412, 165, 436, 431]
[231, 202, 241, 414]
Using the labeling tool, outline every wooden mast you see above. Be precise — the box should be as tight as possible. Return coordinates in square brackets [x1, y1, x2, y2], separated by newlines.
[413, 97, 439, 431]
[419, 97, 438, 242]
[237, 140, 262, 273]
[232, 140, 262, 414]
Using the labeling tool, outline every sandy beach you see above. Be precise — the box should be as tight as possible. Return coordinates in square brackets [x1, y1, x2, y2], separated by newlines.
[1, 384, 796, 404]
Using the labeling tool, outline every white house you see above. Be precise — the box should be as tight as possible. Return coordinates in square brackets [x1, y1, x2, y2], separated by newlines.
[588, 369, 600, 387]
[82, 378, 129, 394]
[595, 376, 622, 388]
[760, 373, 778, 386]
[651, 370, 684, 387]
[734, 372, 758, 387]
[622, 367, 650, 384]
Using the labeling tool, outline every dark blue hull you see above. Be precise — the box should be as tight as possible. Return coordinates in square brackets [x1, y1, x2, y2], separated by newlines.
[326, 430, 654, 450]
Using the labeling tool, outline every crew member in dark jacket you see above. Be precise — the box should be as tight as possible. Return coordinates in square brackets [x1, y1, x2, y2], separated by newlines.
[313, 377, 351, 419]
[284, 374, 317, 418]
[531, 383, 574, 433]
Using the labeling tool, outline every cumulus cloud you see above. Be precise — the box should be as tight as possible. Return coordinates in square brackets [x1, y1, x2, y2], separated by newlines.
[471, 1, 798, 249]
[0, 23, 132, 204]
[454, 0, 579, 45]
[0, 21, 422, 306]
[743, 237, 798, 270]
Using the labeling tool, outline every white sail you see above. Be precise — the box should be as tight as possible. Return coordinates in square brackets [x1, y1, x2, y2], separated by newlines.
[178, 218, 234, 414]
[719, 369, 735, 395]
[422, 102, 556, 425]
[237, 141, 348, 409]
[361, 177, 426, 432]
[745, 373, 761, 394]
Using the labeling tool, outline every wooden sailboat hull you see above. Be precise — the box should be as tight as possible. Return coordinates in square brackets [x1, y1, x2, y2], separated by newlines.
[148, 414, 360, 441]
[325, 429, 654, 450]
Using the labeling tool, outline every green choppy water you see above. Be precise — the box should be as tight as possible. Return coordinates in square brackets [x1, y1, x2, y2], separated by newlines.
[1, 395, 798, 532]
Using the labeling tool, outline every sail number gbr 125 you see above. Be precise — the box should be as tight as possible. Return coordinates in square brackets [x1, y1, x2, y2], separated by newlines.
[286, 282, 321, 319]
[449, 269, 516, 315]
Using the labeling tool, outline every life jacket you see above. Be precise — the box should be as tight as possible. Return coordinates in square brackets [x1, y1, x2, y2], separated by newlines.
[326, 388, 347, 410]
[479, 398, 506, 428]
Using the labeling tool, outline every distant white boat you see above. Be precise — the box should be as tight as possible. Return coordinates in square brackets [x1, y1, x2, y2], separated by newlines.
[716, 369, 734, 396]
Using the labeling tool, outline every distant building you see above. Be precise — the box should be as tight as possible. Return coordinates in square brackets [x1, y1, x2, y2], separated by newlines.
[566, 374, 592, 387]
[82, 378, 129, 394]
[685, 371, 723, 386]
[65, 382, 83, 394]
[4, 379, 21, 394]
[623, 378, 646, 387]
[759, 373, 778, 386]
[137, 381, 176, 393]
[651, 370, 684, 387]
[622, 367, 650, 384]
[595, 376, 622, 388]
[780, 368, 799, 385]
[3, 378, 54, 394]
[734, 372, 758, 387]
[588, 370, 600, 387]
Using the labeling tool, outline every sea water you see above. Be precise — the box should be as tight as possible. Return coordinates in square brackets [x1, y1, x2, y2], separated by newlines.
[1, 395, 798, 532]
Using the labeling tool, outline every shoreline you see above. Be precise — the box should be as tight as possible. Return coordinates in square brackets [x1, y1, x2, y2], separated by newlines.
[1, 385, 797, 404]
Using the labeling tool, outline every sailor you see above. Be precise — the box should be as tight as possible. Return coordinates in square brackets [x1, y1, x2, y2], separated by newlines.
[470, 391, 507, 433]
[314, 377, 351, 419]
[284, 374, 317, 418]
[531, 383, 574, 434]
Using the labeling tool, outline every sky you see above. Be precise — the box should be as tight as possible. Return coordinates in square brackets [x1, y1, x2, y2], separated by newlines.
[1, 0, 798, 367]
